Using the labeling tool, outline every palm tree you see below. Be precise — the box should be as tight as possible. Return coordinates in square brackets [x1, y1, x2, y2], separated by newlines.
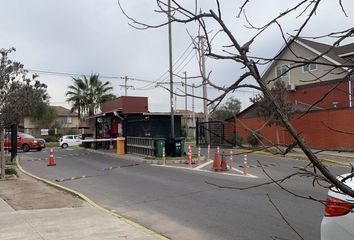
[66, 77, 86, 118]
[66, 74, 115, 117]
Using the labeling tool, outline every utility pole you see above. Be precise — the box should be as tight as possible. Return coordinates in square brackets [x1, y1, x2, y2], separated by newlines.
[199, 36, 208, 122]
[192, 83, 195, 127]
[124, 76, 128, 96]
[199, 35, 209, 144]
[168, 0, 175, 139]
[120, 76, 133, 96]
[184, 71, 187, 113]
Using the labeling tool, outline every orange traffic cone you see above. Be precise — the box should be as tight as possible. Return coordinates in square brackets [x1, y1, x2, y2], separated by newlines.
[220, 152, 228, 171]
[48, 148, 56, 166]
[212, 151, 221, 171]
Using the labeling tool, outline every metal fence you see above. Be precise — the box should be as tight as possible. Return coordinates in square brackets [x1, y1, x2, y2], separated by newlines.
[126, 136, 155, 156]
[196, 121, 234, 147]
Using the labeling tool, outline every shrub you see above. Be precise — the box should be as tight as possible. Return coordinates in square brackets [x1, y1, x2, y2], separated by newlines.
[228, 133, 243, 146]
[247, 130, 262, 147]
[235, 133, 243, 146]
[44, 135, 59, 143]
[5, 167, 17, 175]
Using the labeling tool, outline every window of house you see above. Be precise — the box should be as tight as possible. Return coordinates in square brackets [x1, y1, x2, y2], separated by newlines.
[59, 116, 73, 124]
[276, 65, 289, 77]
[66, 117, 72, 124]
[303, 63, 317, 72]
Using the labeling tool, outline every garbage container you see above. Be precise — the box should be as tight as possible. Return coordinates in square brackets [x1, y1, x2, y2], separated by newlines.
[116, 137, 125, 155]
[164, 138, 184, 157]
[154, 138, 166, 157]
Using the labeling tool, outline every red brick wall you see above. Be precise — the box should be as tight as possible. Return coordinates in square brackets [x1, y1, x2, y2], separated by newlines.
[287, 80, 352, 109]
[230, 108, 354, 150]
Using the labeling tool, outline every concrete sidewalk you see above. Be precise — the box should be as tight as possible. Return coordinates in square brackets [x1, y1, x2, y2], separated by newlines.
[0, 199, 159, 240]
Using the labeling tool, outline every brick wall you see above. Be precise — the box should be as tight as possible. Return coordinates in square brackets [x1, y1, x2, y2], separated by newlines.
[229, 108, 354, 150]
[287, 80, 352, 109]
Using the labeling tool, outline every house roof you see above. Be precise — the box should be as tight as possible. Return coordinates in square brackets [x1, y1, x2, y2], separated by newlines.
[53, 106, 78, 117]
[335, 42, 354, 57]
[296, 38, 354, 67]
[261, 37, 354, 78]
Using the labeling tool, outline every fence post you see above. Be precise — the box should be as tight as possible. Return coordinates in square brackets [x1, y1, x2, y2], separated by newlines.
[11, 124, 17, 163]
[196, 118, 199, 146]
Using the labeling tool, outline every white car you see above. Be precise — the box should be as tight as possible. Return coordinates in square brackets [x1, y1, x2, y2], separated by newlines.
[59, 135, 82, 148]
[321, 173, 354, 240]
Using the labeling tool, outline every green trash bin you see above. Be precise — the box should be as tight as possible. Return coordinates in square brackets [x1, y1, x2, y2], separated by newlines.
[154, 138, 166, 157]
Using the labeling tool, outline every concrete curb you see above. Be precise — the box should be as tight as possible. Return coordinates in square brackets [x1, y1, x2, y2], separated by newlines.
[16, 156, 170, 240]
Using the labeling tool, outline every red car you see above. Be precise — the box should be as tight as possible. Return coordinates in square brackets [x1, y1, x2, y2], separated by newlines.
[5, 132, 46, 152]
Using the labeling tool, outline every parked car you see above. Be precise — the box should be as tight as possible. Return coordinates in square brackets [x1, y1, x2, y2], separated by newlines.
[321, 173, 354, 240]
[5, 132, 46, 152]
[59, 135, 82, 148]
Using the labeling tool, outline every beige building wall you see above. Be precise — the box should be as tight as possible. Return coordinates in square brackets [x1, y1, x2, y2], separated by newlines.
[58, 116, 80, 129]
[23, 117, 37, 129]
[262, 41, 348, 87]
[23, 116, 80, 129]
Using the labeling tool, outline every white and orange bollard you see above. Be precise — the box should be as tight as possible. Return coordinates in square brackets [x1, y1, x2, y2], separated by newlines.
[197, 146, 201, 165]
[162, 147, 166, 165]
[229, 150, 233, 170]
[243, 154, 248, 176]
[187, 144, 192, 168]
[207, 144, 210, 160]
[48, 148, 56, 166]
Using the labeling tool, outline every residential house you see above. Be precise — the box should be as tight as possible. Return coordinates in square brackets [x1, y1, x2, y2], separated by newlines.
[23, 106, 89, 137]
[227, 37, 354, 149]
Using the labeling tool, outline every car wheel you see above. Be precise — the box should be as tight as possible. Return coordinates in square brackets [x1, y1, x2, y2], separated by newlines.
[22, 144, 30, 152]
[37, 148, 42, 151]
[61, 143, 68, 149]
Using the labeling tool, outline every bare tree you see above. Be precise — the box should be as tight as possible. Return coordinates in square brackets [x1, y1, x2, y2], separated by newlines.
[118, 0, 354, 199]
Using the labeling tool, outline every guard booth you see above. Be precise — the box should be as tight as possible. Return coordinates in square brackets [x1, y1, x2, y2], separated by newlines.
[92, 97, 185, 157]
[125, 113, 184, 157]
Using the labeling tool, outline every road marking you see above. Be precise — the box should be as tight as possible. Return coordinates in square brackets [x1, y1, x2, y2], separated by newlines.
[151, 164, 258, 178]
[101, 163, 140, 171]
[25, 152, 91, 162]
[230, 167, 257, 178]
[56, 175, 90, 182]
[239, 163, 279, 168]
[194, 160, 213, 170]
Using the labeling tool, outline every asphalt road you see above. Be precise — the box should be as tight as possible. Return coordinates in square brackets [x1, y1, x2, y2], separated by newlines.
[19, 148, 350, 240]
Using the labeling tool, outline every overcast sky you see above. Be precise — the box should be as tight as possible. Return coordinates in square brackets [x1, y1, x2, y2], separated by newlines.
[1, 0, 353, 113]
